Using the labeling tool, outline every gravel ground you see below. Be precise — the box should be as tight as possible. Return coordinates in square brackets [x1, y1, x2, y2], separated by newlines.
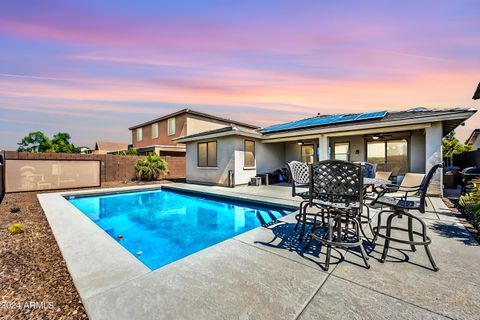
[0, 180, 167, 319]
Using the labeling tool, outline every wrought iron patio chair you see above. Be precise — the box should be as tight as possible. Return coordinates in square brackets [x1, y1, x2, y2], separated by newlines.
[370, 164, 443, 271]
[286, 161, 316, 239]
[304, 160, 370, 271]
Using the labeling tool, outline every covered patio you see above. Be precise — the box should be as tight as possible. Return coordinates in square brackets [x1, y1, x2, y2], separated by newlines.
[82, 182, 480, 320]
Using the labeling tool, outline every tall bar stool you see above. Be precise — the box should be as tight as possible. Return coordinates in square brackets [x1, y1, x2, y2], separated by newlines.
[304, 160, 370, 271]
[371, 164, 443, 271]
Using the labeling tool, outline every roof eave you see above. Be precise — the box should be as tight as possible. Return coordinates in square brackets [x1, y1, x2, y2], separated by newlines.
[129, 108, 260, 130]
[261, 110, 477, 140]
[175, 130, 262, 143]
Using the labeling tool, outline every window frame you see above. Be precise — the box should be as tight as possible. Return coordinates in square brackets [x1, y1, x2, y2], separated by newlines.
[197, 141, 217, 168]
[365, 137, 410, 176]
[136, 128, 143, 142]
[333, 141, 350, 161]
[167, 117, 176, 136]
[244, 139, 256, 168]
[301, 144, 315, 164]
[151, 123, 158, 139]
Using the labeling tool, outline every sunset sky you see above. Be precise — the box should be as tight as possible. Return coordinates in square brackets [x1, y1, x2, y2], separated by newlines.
[1, 0, 479, 150]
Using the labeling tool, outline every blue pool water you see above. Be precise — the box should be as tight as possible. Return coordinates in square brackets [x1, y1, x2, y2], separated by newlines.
[68, 188, 293, 270]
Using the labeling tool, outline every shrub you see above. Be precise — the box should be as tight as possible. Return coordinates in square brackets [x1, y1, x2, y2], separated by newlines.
[10, 207, 20, 213]
[8, 223, 23, 234]
[134, 153, 168, 181]
[126, 148, 139, 156]
[459, 178, 480, 229]
[112, 148, 139, 156]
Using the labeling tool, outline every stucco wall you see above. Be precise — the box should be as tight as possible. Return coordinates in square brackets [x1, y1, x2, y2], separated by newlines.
[132, 113, 188, 149]
[328, 136, 365, 162]
[186, 115, 231, 136]
[185, 137, 286, 186]
[185, 137, 235, 186]
[256, 142, 285, 174]
[234, 138, 257, 185]
[285, 142, 301, 162]
[425, 122, 443, 196]
[410, 130, 426, 173]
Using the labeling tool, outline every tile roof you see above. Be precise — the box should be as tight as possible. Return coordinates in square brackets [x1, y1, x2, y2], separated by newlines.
[95, 141, 129, 152]
[129, 108, 260, 130]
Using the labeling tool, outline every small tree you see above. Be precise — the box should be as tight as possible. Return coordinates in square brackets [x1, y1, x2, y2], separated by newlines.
[51, 132, 79, 153]
[134, 153, 168, 181]
[17, 131, 54, 152]
[17, 131, 79, 153]
[442, 131, 473, 158]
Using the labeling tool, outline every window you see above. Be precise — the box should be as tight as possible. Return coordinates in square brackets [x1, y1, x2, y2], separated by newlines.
[198, 141, 217, 167]
[367, 138, 408, 176]
[136, 128, 143, 142]
[333, 142, 350, 161]
[301, 144, 315, 163]
[168, 117, 176, 135]
[152, 123, 158, 139]
[244, 140, 255, 167]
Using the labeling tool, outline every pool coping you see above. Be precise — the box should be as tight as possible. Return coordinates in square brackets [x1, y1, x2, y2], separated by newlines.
[37, 183, 301, 319]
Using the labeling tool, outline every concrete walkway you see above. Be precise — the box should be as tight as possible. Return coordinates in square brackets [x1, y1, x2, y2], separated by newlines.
[45, 183, 480, 320]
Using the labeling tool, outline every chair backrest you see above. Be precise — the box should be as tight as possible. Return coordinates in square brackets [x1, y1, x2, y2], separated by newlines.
[400, 173, 425, 190]
[354, 161, 376, 178]
[286, 161, 309, 197]
[309, 160, 363, 207]
[417, 164, 443, 212]
[375, 171, 392, 181]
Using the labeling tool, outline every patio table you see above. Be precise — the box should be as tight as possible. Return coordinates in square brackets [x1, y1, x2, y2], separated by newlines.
[360, 178, 391, 242]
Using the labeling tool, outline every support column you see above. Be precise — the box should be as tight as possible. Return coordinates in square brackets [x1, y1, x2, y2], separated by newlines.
[425, 122, 443, 196]
[318, 135, 329, 161]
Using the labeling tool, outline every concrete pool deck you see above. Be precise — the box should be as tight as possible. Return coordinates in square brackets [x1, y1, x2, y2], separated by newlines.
[37, 183, 480, 320]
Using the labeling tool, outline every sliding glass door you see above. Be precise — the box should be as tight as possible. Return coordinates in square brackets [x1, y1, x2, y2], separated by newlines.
[367, 139, 408, 176]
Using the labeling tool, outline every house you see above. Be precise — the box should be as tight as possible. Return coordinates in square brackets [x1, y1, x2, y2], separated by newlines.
[466, 129, 480, 150]
[175, 107, 477, 195]
[473, 82, 480, 100]
[128, 109, 259, 156]
[93, 141, 129, 154]
[78, 146, 93, 154]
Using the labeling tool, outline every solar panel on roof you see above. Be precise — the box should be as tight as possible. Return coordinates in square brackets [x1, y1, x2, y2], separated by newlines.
[261, 111, 387, 133]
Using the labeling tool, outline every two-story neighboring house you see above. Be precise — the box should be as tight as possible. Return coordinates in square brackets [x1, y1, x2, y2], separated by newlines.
[129, 109, 260, 156]
[466, 129, 480, 150]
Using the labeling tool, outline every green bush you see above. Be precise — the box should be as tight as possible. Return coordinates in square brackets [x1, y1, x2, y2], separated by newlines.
[459, 178, 480, 229]
[112, 148, 139, 156]
[134, 153, 168, 181]
[10, 207, 20, 213]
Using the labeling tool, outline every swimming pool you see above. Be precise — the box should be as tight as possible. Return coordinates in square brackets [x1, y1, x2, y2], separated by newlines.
[68, 188, 293, 270]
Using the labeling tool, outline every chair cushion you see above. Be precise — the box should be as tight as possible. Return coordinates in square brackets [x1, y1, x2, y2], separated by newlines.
[296, 191, 310, 199]
[312, 199, 360, 210]
[375, 196, 419, 209]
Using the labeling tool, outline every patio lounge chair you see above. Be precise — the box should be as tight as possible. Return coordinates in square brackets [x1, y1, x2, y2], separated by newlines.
[370, 164, 443, 271]
[304, 160, 370, 271]
[375, 171, 392, 181]
[380, 172, 425, 199]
